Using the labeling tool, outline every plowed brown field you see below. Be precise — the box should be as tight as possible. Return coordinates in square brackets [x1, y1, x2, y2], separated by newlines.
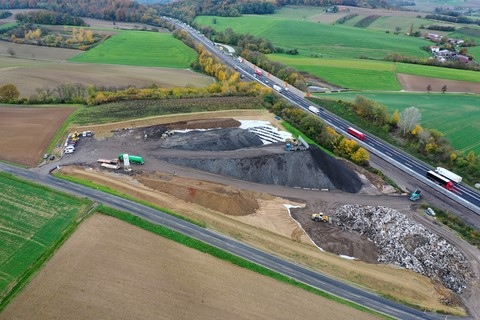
[0, 214, 382, 320]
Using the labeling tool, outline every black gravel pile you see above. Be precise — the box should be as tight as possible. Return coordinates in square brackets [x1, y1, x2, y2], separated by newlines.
[161, 128, 263, 151]
[160, 128, 363, 192]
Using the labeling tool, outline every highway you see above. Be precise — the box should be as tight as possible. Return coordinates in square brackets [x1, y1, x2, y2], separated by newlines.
[0, 162, 459, 320]
[171, 18, 480, 217]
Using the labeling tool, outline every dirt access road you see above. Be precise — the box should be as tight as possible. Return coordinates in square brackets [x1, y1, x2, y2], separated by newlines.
[33, 109, 480, 316]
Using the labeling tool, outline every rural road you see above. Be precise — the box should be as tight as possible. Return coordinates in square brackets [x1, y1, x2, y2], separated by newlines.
[0, 162, 469, 320]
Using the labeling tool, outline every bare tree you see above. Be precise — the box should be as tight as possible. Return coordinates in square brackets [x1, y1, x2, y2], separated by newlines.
[7, 47, 15, 57]
[442, 85, 447, 93]
[427, 84, 431, 93]
[399, 106, 421, 136]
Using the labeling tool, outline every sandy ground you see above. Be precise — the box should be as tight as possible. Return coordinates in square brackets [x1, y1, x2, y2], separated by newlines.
[0, 214, 382, 320]
[0, 106, 75, 166]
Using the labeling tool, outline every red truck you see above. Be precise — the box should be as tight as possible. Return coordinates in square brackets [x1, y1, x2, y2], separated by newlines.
[347, 127, 365, 141]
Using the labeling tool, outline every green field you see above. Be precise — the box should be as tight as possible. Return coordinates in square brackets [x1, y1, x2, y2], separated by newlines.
[69, 31, 197, 67]
[321, 92, 480, 154]
[0, 173, 91, 308]
[195, 15, 432, 60]
[269, 55, 402, 90]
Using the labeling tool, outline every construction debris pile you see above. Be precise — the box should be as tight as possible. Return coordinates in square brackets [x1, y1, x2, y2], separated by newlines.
[334, 205, 474, 294]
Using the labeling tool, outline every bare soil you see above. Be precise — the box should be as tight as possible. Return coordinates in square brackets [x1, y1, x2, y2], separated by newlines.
[0, 214, 382, 320]
[0, 106, 75, 166]
[397, 74, 480, 94]
[0, 55, 214, 98]
[27, 109, 479, 316]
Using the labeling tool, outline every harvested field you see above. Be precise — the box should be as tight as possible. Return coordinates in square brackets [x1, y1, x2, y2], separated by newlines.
[0, 55, 214, 98]
[0, 214, 382, 320]
[0, 106, 75, 166]
[397, 73, 480, 94]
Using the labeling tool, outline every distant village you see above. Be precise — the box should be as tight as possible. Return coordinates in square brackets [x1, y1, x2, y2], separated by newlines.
[426, 33, 472, 64]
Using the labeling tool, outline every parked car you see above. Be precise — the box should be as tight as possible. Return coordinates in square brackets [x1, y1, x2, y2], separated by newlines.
[49, 155, 55, 161]
[43, 153, 49, 159]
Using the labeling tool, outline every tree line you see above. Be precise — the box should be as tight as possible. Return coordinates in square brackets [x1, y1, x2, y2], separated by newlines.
[14, 11, 87, 26]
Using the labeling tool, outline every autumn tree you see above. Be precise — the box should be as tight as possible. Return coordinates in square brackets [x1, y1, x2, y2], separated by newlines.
[351, 147, 369, 165]
[0, 83, 20, 102]
[399, 106, 421, 136]
[390, 110, 400, 127]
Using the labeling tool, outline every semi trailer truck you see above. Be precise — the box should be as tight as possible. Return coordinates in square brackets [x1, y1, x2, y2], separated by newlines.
[435, 167, 462, 184]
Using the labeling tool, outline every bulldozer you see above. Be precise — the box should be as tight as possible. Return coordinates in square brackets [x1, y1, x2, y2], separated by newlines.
[311, 213, 330, 223]
[409, 189, 421, 201]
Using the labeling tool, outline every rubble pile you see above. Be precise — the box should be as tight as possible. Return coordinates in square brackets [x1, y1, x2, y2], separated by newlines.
[334, 204, 474, 294]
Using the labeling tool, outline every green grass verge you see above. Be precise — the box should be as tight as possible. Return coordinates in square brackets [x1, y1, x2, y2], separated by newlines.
[0, 172, 93, 312]
[97, 205, 393, 320]
[320, 91, 480, 155]
[69, 31, 197, 68]
[52, 171, 205, 228]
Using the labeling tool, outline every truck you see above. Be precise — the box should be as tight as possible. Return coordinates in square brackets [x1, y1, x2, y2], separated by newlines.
[435, 167, 462, 184]
[308, 105, 320, 114]
[118, 154, 144, 165]
[347, 127, 365, 141]
[273, 84, 282, 92]
[237, 56, 244, 63]
[426, 170, 454, 190]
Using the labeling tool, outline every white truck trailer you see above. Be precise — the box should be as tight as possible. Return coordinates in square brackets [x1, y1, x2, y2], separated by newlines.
[273, 84, 282, 92]
[308, 105, 320, 114]
[435, 167, 462, 183]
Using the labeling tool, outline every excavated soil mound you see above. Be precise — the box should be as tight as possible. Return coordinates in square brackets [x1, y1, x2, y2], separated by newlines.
[138, 172, 259, 216]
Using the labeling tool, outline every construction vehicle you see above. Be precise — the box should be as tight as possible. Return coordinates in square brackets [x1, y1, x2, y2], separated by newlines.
[118, 154, 144, 165]
[285, 136, 309, 151]
[409, 189, 422, 201]
[311, 213, 330, 223]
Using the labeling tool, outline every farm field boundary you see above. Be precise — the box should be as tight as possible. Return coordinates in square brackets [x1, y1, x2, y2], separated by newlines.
[69, 31, 197, 68]
[0, 172, 93, 312]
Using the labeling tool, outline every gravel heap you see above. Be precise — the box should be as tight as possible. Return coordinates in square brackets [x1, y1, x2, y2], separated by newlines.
[160, 129, 363, 193]
[334, 204, 474, 294]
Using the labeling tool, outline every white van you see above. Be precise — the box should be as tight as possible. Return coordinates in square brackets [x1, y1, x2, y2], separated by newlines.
[64, 146, 75, 153]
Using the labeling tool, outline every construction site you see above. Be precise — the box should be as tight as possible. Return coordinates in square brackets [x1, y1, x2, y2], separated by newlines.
[38, 111, 480, 316]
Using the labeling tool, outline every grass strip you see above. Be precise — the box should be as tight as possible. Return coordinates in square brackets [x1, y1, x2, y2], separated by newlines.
[98, 205, 393, 320]
[52, 171, 205, 228]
